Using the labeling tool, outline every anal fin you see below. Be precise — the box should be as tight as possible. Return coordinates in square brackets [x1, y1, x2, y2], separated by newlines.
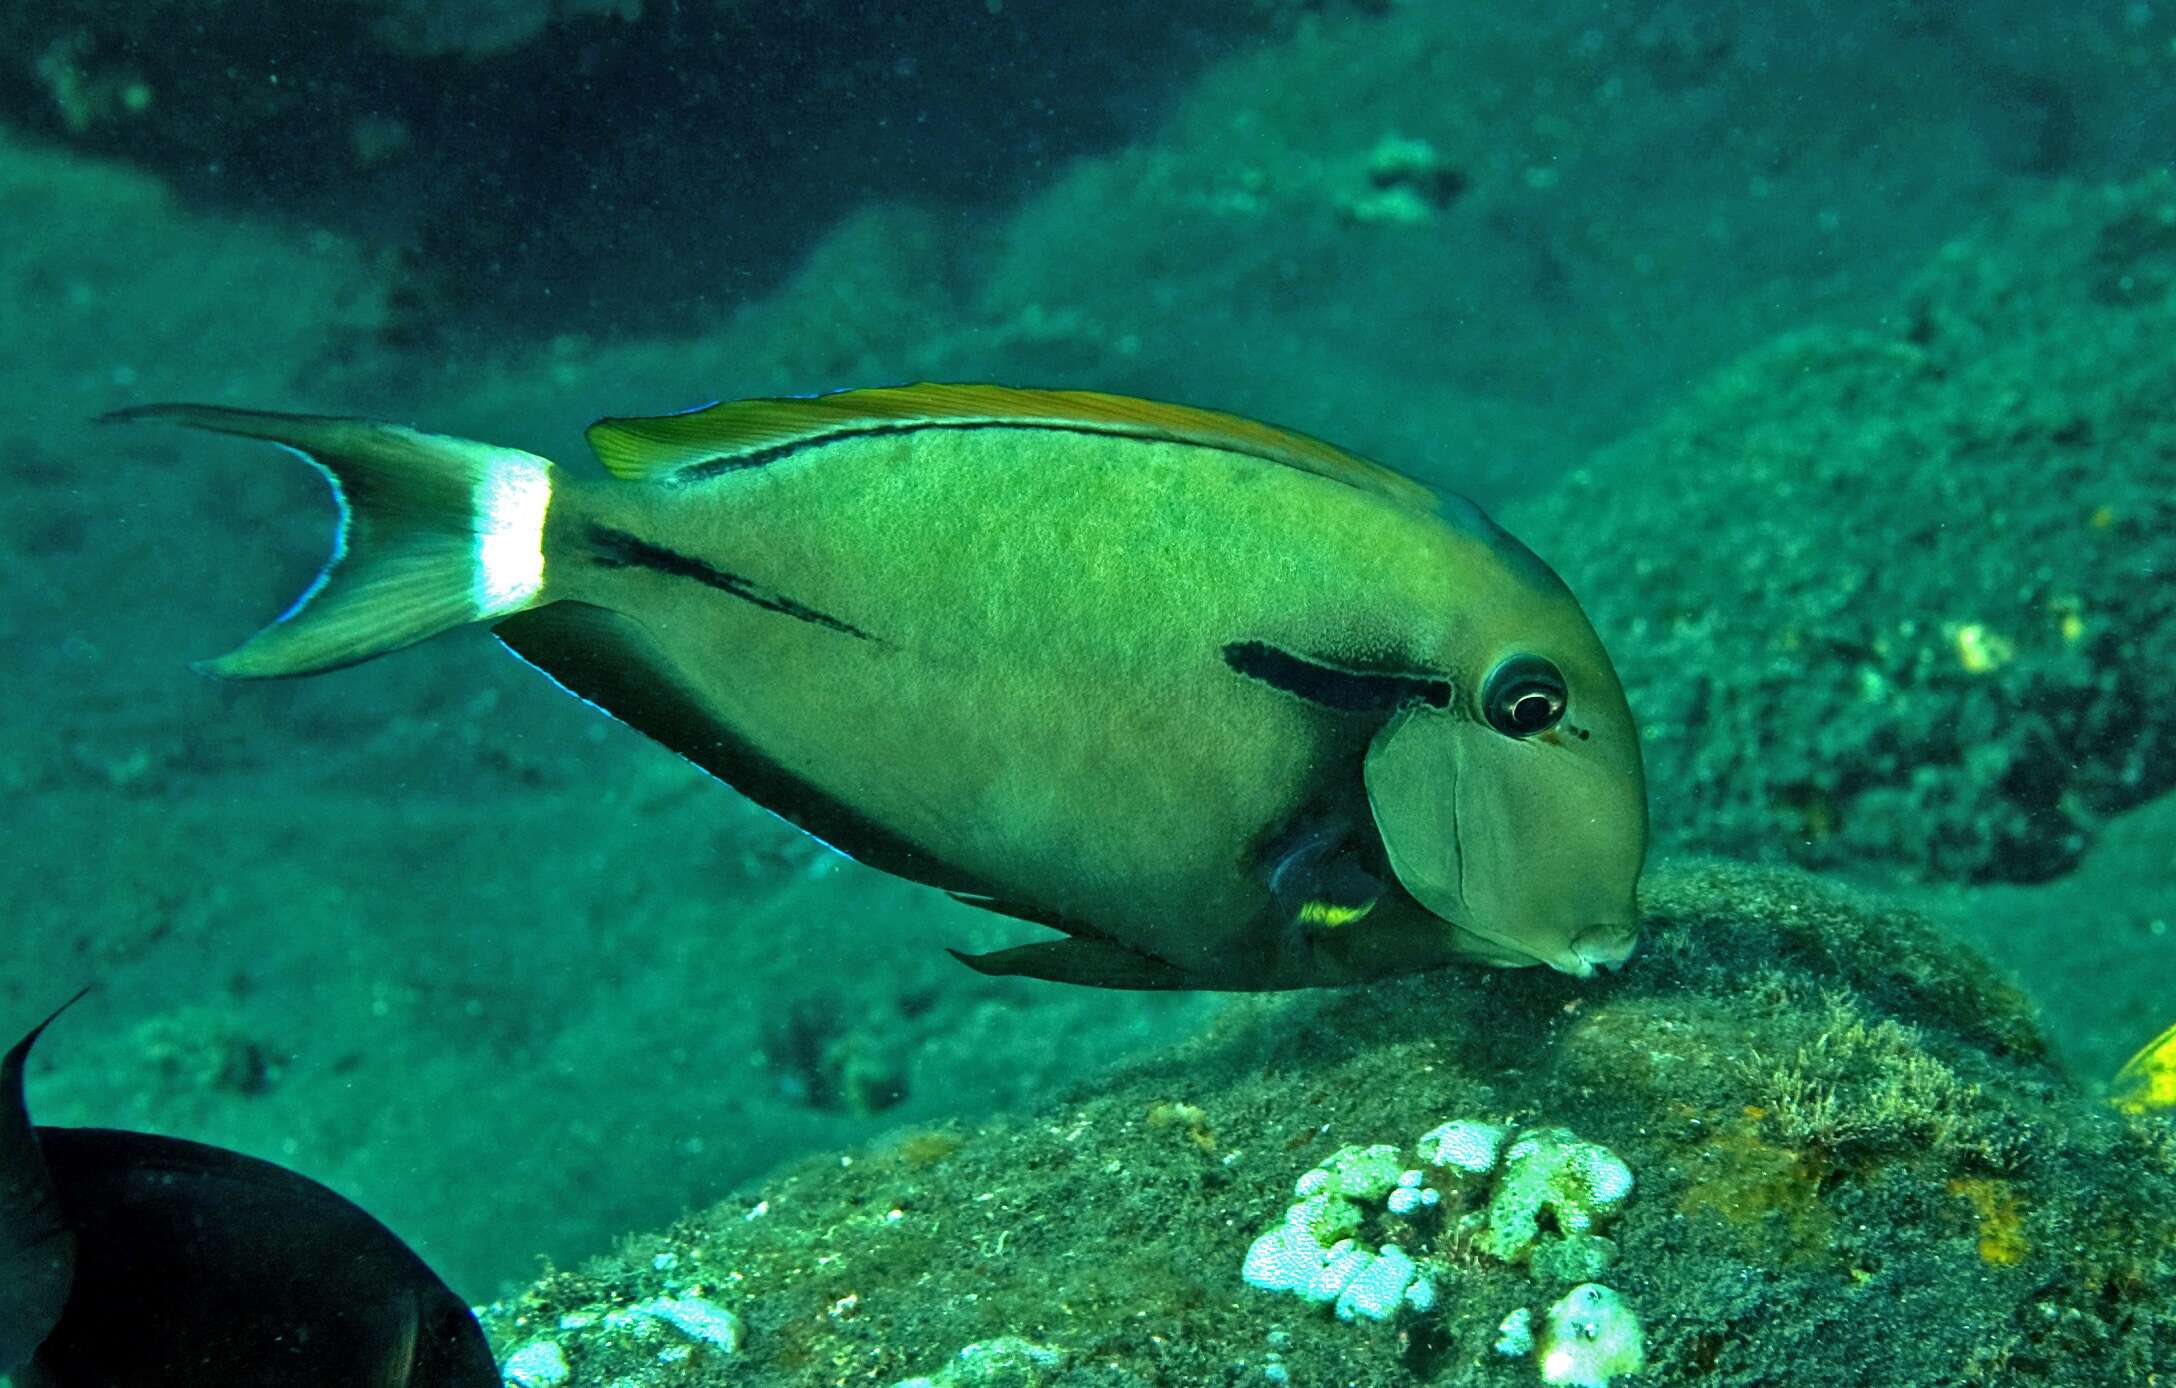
[493, 601, 976, 893]
[948, 939, 1193, 991]
[946, 891, 1086, 935]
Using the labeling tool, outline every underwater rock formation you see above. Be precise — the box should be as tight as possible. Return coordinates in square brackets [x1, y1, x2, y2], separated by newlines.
[1513, 175, 2176, 885]
[0, 0, 1279, 338]
[479, 863, 2176, 1385]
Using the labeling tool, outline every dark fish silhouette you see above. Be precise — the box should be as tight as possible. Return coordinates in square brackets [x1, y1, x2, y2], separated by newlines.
[0, 997, 76, 1377]
[0, 997, 497, 1387]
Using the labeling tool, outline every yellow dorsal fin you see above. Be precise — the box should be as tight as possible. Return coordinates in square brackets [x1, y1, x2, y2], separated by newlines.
[583, 383, 1438, 510]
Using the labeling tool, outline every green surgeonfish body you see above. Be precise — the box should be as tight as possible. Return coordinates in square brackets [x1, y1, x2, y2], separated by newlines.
[111, 385, 1647, 990]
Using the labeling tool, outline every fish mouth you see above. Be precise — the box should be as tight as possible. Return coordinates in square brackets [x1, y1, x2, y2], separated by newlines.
[1547, 923, 1640, 978]
[1547, 951, 1597, 980]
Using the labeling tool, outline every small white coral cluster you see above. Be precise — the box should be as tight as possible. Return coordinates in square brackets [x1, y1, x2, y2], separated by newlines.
[1465, 1125, 1634, 1269]
[1238, 1118, 1646, 1385]
[1240, 1142, 1442, 1322]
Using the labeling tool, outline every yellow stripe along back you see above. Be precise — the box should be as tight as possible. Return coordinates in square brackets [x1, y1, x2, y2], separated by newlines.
[582, 382, 1441, 514]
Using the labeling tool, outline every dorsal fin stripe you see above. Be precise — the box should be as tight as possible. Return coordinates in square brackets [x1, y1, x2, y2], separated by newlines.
[583, 384, 1438, 511]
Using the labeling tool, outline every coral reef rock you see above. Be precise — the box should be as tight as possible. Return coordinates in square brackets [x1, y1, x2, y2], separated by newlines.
[1514, 174, 2176, 885]
[483, 863, 2176, 1386]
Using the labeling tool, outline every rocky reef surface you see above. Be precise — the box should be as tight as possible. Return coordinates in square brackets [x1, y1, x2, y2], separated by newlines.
[1512, 175, 2176, 886]
[481, 864, 2176, 1386]
[9, 0, 2176, 1313]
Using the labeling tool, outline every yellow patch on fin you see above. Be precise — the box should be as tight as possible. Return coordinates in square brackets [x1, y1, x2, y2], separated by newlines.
[2112, 1019, 2176, 1115]
[1296, 899, 1376, 930]
[584, 383, 1438, 510]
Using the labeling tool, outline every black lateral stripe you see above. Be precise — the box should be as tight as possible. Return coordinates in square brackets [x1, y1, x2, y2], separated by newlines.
[1222, 640, 1451, 712]
[671, 418, 1310, 486]
[586, 525, 873, 640]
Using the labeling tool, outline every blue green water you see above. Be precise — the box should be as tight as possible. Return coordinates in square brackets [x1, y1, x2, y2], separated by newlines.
[4, 3, 2175, 1384]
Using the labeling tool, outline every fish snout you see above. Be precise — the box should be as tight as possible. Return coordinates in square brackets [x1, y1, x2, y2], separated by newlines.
[1548, 922, 1640, 978]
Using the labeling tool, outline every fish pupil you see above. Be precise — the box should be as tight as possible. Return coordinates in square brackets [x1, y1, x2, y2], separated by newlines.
[1482, 654, 1568, 737]
[1509, 691, 1557, 732]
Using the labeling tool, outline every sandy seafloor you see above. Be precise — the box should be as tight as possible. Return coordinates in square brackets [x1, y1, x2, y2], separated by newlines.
[3, 0, 2175, 1374]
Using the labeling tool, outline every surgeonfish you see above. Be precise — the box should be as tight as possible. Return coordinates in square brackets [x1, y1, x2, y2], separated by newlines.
[109, 385, 1648, 989]
[2113, 1019, 2176, 1115]
[0, 996, 497, 1387]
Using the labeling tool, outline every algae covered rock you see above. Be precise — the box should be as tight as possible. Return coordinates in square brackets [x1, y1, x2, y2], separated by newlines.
[480, 864, 2176, 1386]
[1511, 174, 2176, 885]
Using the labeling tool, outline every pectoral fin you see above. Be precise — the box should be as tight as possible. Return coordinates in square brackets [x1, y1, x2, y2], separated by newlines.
[1291, 867, 1384, 932]
[947, 938, 1194, 991]
[1263, 814, 1386, 939]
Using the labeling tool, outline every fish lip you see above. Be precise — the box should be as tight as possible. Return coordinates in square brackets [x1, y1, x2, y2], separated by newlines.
[1565, 923, 1639, 976]
[1547, 950, 1599, 979]
[1462, 919, 1634, 978]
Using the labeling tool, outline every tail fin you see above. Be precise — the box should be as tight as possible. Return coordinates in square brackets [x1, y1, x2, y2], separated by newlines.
[105, 404, 557, 678]
[1, 989, 87, 1377]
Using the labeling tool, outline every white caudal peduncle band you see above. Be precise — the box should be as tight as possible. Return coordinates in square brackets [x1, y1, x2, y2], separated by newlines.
[473, 451, 553, 617]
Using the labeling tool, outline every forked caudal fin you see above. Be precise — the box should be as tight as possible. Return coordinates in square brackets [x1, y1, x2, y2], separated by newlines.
[2, 988, 88, 1378]
[103, 404, 557, 678]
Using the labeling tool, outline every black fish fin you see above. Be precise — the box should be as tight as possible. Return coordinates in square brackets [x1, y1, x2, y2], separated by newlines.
[947, 939, 1194, 991]
[4, 990, 89, 1086]
[372, 1286, 421, 1388]
[1, 991, 87, 1378]
[494, 601, 978, 893]
[945, 891, 1097, 937]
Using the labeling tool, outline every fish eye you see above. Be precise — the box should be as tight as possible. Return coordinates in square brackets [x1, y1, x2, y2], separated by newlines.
[1482, 655, 1566, 737]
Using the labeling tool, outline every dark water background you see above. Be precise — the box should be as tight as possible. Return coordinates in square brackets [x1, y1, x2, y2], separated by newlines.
[3, 0, 2173, 1309]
